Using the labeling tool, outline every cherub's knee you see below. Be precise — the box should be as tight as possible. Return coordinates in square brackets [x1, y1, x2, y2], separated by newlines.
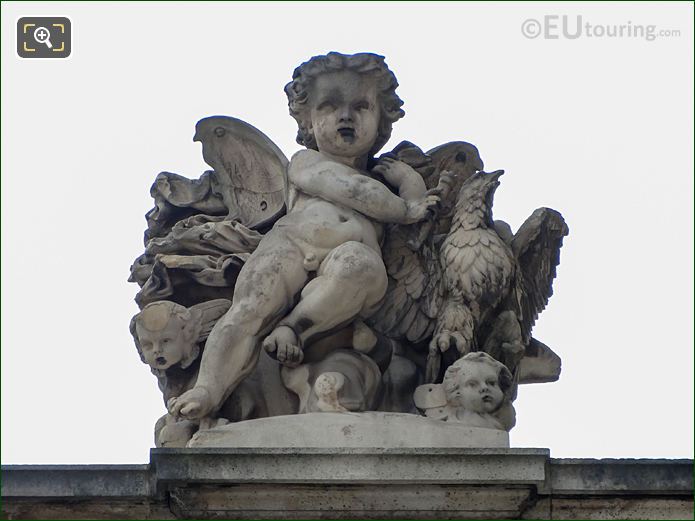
[319, 241, 387, 311]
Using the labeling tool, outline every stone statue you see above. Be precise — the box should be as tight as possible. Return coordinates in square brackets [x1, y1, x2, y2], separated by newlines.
[129, 52, 568, 444]
[413, 352, 516, 431]
[130, 300, 295, 446]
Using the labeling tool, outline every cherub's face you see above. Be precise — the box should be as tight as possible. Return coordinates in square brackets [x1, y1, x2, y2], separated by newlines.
[309, 70, 380, 160]
[136, 315, 192, 371]
[458, 363, 504, 413]
[314, 373, 338, 395]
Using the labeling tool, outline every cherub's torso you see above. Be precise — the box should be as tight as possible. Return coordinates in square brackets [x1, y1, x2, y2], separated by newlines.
[269, 156, 384, 260]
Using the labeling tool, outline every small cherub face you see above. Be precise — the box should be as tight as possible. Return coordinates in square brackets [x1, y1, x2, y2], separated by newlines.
[314, 373, 338, 395]
[458, 362, 504, 414]
[309, 70, 380, 161]
[136, 314, 193, 371]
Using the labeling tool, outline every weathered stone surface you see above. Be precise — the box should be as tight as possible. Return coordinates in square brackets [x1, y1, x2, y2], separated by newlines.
[188, 412, 510, 448]
[523, 497, 694, 520]
[129, 52, 569, 444]
[1, 464, 164, 520]
[546, 458, 694, 494]
[168, 484, 535, 520]
[2, 452, 692, 520]
[1, 500, 174, 521]
[1, 465, 152, 498]
[152, 448, 547, 484]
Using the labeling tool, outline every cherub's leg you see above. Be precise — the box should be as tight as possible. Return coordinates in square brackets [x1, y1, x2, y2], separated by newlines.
[264, 241, 387, 363]
[169, 241, 308, 419]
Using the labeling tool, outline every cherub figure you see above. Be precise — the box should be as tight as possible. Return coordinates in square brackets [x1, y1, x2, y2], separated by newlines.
[413, 352, 515, 431]
[168, 53, 443, 420]
[130, 299, 231, 401]
[131, 300, 231, 445]
[131, 300, 232, 380]
[132, 299, 296, 446]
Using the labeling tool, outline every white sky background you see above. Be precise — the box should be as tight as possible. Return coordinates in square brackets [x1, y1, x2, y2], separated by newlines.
[1, 2, 693, 464]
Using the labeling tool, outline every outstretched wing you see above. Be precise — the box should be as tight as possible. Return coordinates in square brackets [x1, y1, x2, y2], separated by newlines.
[195, 115, 288, 229]
[512, 207, 569, 342]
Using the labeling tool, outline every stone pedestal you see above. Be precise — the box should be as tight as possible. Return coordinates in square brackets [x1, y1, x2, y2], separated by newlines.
[3, 449, 692, 519]
[189, 412, 510, 448]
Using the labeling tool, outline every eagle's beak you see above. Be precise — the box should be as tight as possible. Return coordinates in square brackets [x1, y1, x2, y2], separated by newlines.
[488, 169, 505, 181]
[484, 170, 505, 199]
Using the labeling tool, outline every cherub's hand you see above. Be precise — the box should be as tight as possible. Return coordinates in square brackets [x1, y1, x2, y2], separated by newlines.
[372, 157, 417, 186]
[167, 386, 214, 420]
[404, 194, 441, 224]
[435, 171, 456, 203]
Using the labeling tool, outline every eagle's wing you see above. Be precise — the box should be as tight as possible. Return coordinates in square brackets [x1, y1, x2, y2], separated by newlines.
[511, 207, 569, 343]
[366, 141, 457, 344]
[195, 115, 288, 229]
[367, 226, 444, 344]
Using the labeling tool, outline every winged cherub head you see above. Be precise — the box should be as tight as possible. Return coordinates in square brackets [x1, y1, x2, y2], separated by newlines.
[443, 352, 513, 414]
[130, 299, 231, 373]
[285, 52, 405, 159]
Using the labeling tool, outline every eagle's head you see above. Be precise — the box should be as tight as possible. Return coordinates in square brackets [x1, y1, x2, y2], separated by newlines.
[452, 170, 504, 228]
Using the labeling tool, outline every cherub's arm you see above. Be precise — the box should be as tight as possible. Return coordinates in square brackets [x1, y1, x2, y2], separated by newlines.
[289, 150, 436, 225]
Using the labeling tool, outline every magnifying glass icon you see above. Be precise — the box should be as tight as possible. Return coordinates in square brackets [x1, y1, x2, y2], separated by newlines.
[33, 26, 53, 49]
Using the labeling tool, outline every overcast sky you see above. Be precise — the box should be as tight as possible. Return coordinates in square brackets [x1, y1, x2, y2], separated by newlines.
[2, 2, 693, 464]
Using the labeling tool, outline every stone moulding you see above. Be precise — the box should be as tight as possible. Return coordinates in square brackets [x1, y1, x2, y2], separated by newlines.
[2, 450, 693, 520]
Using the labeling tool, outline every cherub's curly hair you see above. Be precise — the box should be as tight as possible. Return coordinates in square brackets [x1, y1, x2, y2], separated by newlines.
[285, 52, 405, 157]
[443, 352, 513, 408]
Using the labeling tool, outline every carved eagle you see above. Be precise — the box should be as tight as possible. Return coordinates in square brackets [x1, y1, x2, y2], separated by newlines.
[366, 142, 569, 384]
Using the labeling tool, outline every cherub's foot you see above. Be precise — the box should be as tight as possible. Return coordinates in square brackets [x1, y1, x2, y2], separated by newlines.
[263, 325, 304, 367]
[167, 386, 214, 420]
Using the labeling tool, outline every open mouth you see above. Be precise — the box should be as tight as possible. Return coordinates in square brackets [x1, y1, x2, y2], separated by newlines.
[481, 395, 493, 403]
[337, 127, 356, 140]
[156, 357, 167, 366]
